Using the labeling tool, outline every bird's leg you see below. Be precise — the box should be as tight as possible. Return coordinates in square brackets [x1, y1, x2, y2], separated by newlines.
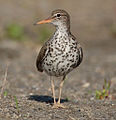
[56, 75, 66, 108]
[50, 76, 56, 105]
[51, 76, 66, 108]
[57, 76, 65, 104]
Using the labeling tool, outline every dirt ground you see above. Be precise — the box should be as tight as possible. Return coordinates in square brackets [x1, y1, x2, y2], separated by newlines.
[0, 39, 116, 120]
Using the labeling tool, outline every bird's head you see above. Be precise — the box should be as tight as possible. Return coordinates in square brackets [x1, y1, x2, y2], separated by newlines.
[34, 9, 70, 29]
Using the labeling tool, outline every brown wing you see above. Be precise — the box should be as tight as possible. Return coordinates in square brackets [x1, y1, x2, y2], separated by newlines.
[70, 41, 83, 69]
[76, 44, 83, 67]
[70, 34, 83, 68]
[36, 43, 48, 72]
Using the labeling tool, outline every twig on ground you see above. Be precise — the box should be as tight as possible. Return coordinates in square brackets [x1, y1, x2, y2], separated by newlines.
[0, 64, 9, 99]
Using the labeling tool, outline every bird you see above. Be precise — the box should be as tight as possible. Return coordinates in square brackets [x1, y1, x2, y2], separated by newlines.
[34, 9, 83, 108]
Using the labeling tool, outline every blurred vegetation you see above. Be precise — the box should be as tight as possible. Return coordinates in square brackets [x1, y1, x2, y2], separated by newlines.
[5, 23, 54, 44]
[95, 79, 111, 99]
[38, 26, 53, 43]
[3, 91, 8, 97]
[110, 23, 116, 38]
[6, 23, 26, 41]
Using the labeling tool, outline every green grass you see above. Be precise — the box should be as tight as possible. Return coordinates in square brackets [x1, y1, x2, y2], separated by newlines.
[3, 91, 8, 97]
[95, 79, 111, 99]
[14, 96, 19, 111]
[6, 23, 25, 40]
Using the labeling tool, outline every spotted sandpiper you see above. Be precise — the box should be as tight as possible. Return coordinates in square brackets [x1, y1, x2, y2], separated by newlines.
[34, 9, 83, 108]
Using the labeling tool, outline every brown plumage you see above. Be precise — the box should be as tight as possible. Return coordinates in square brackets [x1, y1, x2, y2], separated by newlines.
[36, 43, 47, 72]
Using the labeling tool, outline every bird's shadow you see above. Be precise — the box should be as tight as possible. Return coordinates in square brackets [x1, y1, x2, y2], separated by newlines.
[28, 95, 68, 104]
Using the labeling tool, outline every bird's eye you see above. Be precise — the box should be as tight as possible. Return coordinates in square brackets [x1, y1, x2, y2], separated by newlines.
[57, 14, 61, 17]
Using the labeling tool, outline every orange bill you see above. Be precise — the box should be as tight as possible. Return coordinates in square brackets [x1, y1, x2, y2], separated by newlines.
[34, 18, 52, 25]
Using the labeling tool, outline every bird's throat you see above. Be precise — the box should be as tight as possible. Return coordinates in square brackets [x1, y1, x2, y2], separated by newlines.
[55, 24, 70, 36]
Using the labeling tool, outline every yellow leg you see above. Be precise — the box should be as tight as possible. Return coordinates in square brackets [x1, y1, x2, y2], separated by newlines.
[53, 76, 66, 108]
[50, 76, 66, 108]
[57, 77, 65, 104]
[50, 76, 56, 105]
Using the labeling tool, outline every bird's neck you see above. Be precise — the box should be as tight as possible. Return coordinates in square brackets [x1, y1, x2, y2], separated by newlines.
[54, 25, 70, 37]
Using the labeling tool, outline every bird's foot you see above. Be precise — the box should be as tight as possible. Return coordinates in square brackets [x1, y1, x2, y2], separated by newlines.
[52, 103, 66, 108]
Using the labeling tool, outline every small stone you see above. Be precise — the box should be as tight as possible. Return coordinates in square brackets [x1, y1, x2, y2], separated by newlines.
[82, 82, 90, 88]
